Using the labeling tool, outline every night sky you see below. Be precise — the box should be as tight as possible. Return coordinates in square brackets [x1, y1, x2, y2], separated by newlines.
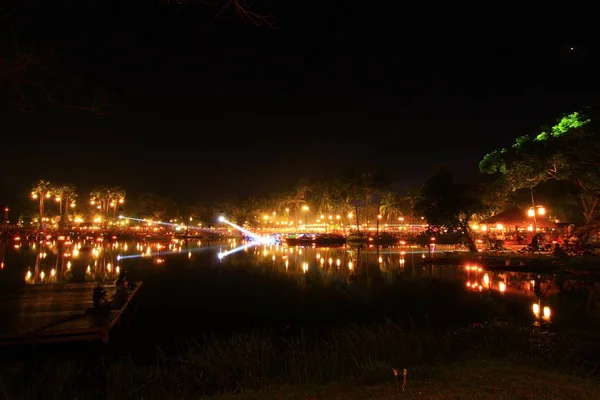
[2, 2, 600, 206]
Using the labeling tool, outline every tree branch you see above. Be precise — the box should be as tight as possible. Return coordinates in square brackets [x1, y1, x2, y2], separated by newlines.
[216, 0, 276, 28]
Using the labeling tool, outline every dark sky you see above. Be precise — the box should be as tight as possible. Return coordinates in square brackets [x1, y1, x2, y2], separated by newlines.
[2, 1, 600, 206]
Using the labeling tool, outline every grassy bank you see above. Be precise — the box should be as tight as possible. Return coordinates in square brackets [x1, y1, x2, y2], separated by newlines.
[2, 267, 598, 399]
[2, 323, 599, 399]
[208, 358, 600, 400]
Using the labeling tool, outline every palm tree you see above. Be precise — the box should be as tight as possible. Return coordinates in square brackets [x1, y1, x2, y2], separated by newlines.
[90, 186, 126, 228]
[312, 182, 334, 215]
[52, 183, 78, 229]
[401, 189, 420, 226]
[30, 180, 52, 231]
[340, 169, 364, 231]
[282, 182, 312, 225]
[380, 192, 403, 222]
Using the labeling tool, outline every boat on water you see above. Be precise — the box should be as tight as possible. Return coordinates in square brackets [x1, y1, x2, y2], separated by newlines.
[346, 232, 399, 245]
[285, 233, 346, 247]
[315, 233, 346, 246]
[285, 234, 317, 246]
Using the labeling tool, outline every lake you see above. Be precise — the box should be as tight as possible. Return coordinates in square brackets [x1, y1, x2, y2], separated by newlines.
[1, 234, 600, 342]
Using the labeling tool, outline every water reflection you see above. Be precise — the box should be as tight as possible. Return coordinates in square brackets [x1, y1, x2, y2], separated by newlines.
[2, 237, 600, 326]
[0, 236, 205, 285]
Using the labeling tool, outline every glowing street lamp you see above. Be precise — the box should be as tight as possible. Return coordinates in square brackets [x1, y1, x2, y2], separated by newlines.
[527, 205, 546, 231]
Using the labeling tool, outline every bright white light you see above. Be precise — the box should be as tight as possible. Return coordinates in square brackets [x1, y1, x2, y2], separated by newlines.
[218, 216, 225, 222]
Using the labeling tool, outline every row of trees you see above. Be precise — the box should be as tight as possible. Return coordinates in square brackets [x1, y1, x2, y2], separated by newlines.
[29, 180, 126, 230]
[22, 107, 600, 251]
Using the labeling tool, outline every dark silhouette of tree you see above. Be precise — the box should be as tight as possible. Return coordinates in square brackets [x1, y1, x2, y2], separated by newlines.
[414, 168, 483, 252]
[1, 0, 274, 113]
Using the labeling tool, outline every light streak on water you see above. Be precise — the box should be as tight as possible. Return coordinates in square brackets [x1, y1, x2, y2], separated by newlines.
[118, 215, 206, 231]
[117, 244, 219, 261]
[218, 216, 262, 241]
[217, 241, 260, 260]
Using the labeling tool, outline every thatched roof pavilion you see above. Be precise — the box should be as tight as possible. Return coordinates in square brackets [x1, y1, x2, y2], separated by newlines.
[480, 207, 557, 230]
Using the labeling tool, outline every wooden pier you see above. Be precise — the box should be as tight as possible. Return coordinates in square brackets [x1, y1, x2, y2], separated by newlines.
[0, 282, 142, 346]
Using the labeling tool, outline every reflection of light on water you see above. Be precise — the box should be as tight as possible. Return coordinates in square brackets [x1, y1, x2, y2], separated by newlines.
[302, 262, 308, 273]
[532, 302, 552, 321]
[348, 261, 353, 270]
[544, 306, 551, 319]
[466, 281, 483, 292]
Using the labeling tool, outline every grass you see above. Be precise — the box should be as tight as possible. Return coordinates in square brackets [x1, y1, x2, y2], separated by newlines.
[2, 323, 599, 399]
[1, 267, 599, 399]
[207, 358, 600, 400]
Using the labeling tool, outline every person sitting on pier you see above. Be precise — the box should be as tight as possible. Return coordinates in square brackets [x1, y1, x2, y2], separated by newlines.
[553, 243, 568, 258]
[115, 271, 128, 290]
[115, 271, 136, 290]
[92, 285, 109, 309]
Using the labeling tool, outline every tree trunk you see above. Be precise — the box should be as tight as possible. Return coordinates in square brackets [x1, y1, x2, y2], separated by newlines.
[580, 195, 599, 224]
[461, 223, 478, 253]
[38, 197, 44, 232]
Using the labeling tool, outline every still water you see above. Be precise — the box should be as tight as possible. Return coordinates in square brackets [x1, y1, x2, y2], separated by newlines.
[1, 236, 599, 326]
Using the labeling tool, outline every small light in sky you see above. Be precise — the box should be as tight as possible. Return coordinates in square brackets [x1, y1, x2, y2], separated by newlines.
[570, 47, 575, 51]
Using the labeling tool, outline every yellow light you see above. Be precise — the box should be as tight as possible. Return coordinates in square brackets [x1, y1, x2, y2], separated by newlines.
[538, 207, 546, 215]
[532, 303, 540, 316]
[543, 306, 551, 319]
[496, 223, 503, 230]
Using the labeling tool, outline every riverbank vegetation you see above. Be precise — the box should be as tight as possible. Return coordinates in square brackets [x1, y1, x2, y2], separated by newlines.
[1, 322, 599, 399]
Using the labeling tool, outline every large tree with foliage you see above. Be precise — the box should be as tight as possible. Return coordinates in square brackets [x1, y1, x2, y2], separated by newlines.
[479, 109, 600, 229]
[414, 168, 483, 252]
